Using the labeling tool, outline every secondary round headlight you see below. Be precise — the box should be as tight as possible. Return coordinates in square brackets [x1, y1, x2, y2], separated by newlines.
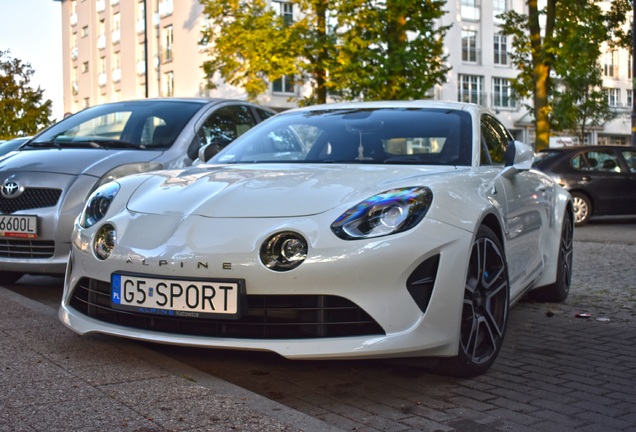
[93, 224, 116, 260]
[80, 182, 120, 228]
[260, 231, 308, 271]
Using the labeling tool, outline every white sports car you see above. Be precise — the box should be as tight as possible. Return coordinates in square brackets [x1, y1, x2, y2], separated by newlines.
[60, 101, 573, 377]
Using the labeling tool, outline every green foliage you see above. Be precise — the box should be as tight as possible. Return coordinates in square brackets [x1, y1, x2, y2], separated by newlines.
[198, 0, 449, 104]
[499, 0, 631, 149]
[331, 0, 450, 100]
[0, 50, 53, 139]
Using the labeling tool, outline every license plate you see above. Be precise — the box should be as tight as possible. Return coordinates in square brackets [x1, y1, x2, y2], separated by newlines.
[0, 215, 37, 238]
[111, 273, 244, 319]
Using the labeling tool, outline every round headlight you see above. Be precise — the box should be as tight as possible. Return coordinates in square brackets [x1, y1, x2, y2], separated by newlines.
[93, 224, 116, 260]
[260, 231, 308, 271]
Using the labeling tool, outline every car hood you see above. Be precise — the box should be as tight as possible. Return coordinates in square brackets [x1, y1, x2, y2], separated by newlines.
[126, 164, 460, 218]
[0, 148, 163, 177]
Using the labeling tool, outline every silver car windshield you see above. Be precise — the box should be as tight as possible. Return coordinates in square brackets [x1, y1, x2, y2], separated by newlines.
[211, 108, 473, 166]
[30, 100, 204, 150]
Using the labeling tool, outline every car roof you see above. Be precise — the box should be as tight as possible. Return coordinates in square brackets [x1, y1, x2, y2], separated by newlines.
[538, 145, 636, 153]
[284, 100, 481, 114]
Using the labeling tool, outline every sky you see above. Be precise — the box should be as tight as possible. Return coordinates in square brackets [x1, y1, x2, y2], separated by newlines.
[0, 0, 64, 121]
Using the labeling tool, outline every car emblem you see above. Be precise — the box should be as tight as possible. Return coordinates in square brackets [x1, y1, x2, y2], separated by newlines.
[1, 181, 23, 199]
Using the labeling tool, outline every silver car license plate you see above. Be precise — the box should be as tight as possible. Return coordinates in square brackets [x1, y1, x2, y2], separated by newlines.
[0, 215, 37, 238]
[111, 273, 244, 319]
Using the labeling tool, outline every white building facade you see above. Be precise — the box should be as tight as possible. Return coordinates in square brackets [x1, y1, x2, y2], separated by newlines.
[53, 0, 633, 145]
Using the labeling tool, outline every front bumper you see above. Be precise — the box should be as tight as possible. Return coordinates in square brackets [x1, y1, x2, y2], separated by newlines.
[60, 215, 473, 359]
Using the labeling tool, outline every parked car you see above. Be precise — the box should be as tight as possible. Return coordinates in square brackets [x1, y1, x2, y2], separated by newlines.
[0, 98, 275, 283]
[532, 145, 636, 226]
[59, 101, 573, 377]
[0, 136, 31, 157]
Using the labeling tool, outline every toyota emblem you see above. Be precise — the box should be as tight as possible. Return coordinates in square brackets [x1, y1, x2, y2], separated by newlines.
[1, 181, 23, 199]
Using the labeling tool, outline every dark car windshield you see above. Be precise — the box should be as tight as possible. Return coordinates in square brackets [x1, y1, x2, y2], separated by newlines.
[210, 107, 473, 166]
[30, 100, 204, 150]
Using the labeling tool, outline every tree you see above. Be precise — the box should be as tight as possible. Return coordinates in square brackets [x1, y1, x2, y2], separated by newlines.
[0, 50, 53, 139]
[549, 2, 615, 144]
[198, 0, 449, 104]
[331, 0, 450, 101]
[499, 0, 631, 150]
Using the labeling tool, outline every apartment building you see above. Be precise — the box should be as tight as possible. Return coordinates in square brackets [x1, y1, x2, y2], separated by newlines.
[53, 0, 632, 145]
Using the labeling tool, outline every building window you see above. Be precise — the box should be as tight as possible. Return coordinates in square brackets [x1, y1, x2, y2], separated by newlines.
[159, 0, 173, 18]
[82, 61, 89, 73]
[462, 30, 479, 63]
[603, 50, 618, 78]
[492, 78, 515, 108]
[70, 0, 78, 26]
[82, 25, 89, 37]
[163, 25, 173, 62]
[112, 12, 121, 44]
[493, 0, 506, 17]
[493, 33, 508, 66]
[460, 0, 480, 21]
[604, 88, 620, 107]
[112, 51, 121, 83]
[137, 1, 146, 34]
[629, 55, 632, 80]
[275, 2, 293, 26]
[164, 71, 174, 96]
[97, 19, 106, 50]
[628, 90, 633, 109]
[272, 75, 295, 94]
[99, 57, 106, 84]
[458, 74, 484, 105]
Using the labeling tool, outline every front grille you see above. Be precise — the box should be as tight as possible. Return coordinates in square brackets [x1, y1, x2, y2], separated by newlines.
[0, 239, 55, 258]
[0, 188, 62, 213]
[70, 277, 385, 339]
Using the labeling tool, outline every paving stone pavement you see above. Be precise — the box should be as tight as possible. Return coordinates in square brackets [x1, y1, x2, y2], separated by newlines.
[152, 239, 636, 432]
[1, 238, 635, 432]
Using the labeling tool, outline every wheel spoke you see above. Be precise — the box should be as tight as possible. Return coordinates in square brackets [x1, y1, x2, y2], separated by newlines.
[459, 232, 509, 366]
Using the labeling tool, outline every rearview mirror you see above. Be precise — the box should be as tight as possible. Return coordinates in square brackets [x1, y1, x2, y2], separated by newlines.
[502, 141, 534, 179]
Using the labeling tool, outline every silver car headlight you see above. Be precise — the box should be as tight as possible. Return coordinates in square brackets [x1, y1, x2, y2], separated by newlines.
[94, 162, 162, 190]
[331, 187, 433, 240]
[80, 182, 120, 228]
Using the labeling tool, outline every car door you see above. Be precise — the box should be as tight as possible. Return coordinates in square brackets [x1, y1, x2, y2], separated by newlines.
[480, 114, 548, 297]
[619, 149, 636, 214]
[571, 149, 631, 216]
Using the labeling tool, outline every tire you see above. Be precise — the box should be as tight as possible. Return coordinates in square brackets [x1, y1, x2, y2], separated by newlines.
[0, 271, 24, 284]
[571, 192, 591, 226]
[529, 211, 573, 303]
[435, 226, 509, 378]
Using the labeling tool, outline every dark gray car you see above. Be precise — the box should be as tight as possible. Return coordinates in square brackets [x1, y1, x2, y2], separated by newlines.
[0, 98, 275, 283]
[533, 145, 636, 225]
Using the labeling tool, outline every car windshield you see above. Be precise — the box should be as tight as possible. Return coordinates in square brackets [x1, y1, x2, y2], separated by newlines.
[211, 107, 473, 166]
[30, 100, 204, 150]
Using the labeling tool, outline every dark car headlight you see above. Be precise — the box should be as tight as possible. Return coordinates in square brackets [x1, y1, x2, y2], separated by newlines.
[331, 187, 433, 240]
[79, 182, 120, 228]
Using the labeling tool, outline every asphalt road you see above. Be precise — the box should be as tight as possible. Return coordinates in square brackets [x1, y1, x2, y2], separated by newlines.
[4, 217, 636, 431]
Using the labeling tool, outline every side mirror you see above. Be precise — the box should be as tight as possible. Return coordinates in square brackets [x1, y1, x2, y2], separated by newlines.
[502, 141, 534, 179]
[197, 142, 222, 163]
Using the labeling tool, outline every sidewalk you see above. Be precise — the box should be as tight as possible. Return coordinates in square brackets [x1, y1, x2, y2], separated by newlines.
[0, 286, 343, 432]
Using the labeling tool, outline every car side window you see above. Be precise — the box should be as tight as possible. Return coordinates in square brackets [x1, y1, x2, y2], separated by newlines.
[190, 105, 258, 159]
[572, 151, 620, 173]
[480, 114, 511, 165]
[622, 150, 636, 172]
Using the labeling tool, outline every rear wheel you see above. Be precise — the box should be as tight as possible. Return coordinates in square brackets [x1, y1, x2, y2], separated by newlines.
[435, 226, 509, 378]
[571, 192, 591, 226]
[530, 211, 573, 303]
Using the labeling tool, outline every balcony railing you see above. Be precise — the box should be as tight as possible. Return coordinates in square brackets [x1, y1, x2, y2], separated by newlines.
[112, 29, 121, 44]
[96, 0, 106, 13]
[98, 73, 107, 87]
[97, 34, 106, 50]
[112, 68, 121, 83]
